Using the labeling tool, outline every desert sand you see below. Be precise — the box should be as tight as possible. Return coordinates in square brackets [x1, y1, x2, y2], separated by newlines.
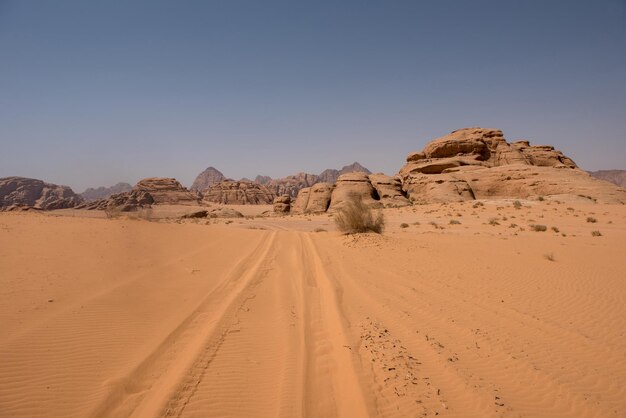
[1, 200, 625, 417]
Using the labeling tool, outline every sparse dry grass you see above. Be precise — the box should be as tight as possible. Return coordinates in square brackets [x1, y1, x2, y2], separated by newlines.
[334, 195, 385, 234]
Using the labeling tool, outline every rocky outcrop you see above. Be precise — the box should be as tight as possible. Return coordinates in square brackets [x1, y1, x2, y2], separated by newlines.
[80, 182, 132, 201]
[588, 170, 626, 188]
[134, 178, 199, 205]
[78, 190, 154, 212]
[368, 174, 411, 207]
[208, 207, 244, 218]
[0, 177, 83, 211]
[328, 172, 382, 211]
[203, 180, 275, 205]
[292, 182, 334, 214]
[273, 195, 291, 214]
[190, 167, 226, 192]
[399, 128, 626, 204]
[292, 188, 310, 213]
[265, 173, 319, 198]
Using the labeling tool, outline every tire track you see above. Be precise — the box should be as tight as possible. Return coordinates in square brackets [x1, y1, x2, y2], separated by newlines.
[88, 231, 277, 417]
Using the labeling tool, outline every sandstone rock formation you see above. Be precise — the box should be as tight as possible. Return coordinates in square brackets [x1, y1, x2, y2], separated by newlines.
[265, 173, 318, 198]
[273, 195, 291, 214]
[254, 163, 371, 199]
[78, 190, 154, 212]
[291, 188, 310, 213]
[134, 178, 199, 205]
[80, 182, 132, 201]
[190, 167, 226, 192]
[203, 180, 275, 205]
[0, 177, 83, 211]
[589, 170, 626, 188]
[328, 172, 382, 211]
[292, 183, 334, 213]
[208, 207, 244, 218]
[399, 128, 626, 204]
[368, 174, 411, 207]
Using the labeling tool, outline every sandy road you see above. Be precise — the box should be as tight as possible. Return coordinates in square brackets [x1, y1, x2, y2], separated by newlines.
[0, 220, 372, 417]
[1, 210, 626, 417]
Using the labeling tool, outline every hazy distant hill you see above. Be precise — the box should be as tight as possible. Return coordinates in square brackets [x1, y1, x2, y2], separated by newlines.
[190, 167, 226, 192]
[80, 182, 132, 201]
[588, 170, 626, 188]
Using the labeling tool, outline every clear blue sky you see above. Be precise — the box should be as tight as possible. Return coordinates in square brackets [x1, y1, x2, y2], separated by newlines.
[1, 0, 624, 192]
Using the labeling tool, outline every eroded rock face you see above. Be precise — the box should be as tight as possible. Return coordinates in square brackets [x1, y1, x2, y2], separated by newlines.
[273, 195, 291, 214]
[203, 180, 275, 205]
[190, 167, 226, 192]
[78, 190, 154, 211]
[399, 127, 626, 204]
[0, 177, 83, 211]
[303, 182, 334, 213]
[134, 178, 199, 205]
[291, 187, 310, 213]
[265, 173, 319, 198]
[329, 172, 382, 211]
[368, 174, 411, 207]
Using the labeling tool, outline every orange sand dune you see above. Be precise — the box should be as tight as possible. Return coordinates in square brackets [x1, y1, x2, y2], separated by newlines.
[1, 201, 625, 417]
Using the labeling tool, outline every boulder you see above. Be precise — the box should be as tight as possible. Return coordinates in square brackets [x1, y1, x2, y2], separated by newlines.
[203, 180, 275, 204]
[0, 177, 83, 211]
[328, 172, 382, 211]
[181, 210, 209, 219]
[273, 195, 291, 214]
[134, 178, 199, 205]
[208, 207, 244, 218]
[190, 167, 226, 192]
[368, 174, 411, 207]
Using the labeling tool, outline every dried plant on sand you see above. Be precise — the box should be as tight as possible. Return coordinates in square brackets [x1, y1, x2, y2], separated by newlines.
[334, 195, 384, 234]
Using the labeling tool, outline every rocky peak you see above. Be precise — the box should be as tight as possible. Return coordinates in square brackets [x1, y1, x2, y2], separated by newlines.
[190, 167, 226, 192]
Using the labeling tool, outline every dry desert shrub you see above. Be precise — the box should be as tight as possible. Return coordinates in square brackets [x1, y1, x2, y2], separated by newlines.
[513, 200, 522, 209]
[400, 223, 409, 228]
[591, 230, 602, 237]
[313, 227, 327, 233]
[449, 219, 461, 225]
[530, 224, 547, 232]
[104, 206, 123, 219]
[334, 195, 384, 234]
[551, 226, 560, 233]
[586, 217, 597, 223]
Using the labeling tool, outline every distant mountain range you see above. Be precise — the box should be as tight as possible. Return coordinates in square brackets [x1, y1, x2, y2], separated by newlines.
[189, 162, 372, 198]
[588, 170, 626, 188]
[80, 182, 132, 201]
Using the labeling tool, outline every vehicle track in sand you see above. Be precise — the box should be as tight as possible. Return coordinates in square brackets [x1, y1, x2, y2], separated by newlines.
[93, 231, 370, 418]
